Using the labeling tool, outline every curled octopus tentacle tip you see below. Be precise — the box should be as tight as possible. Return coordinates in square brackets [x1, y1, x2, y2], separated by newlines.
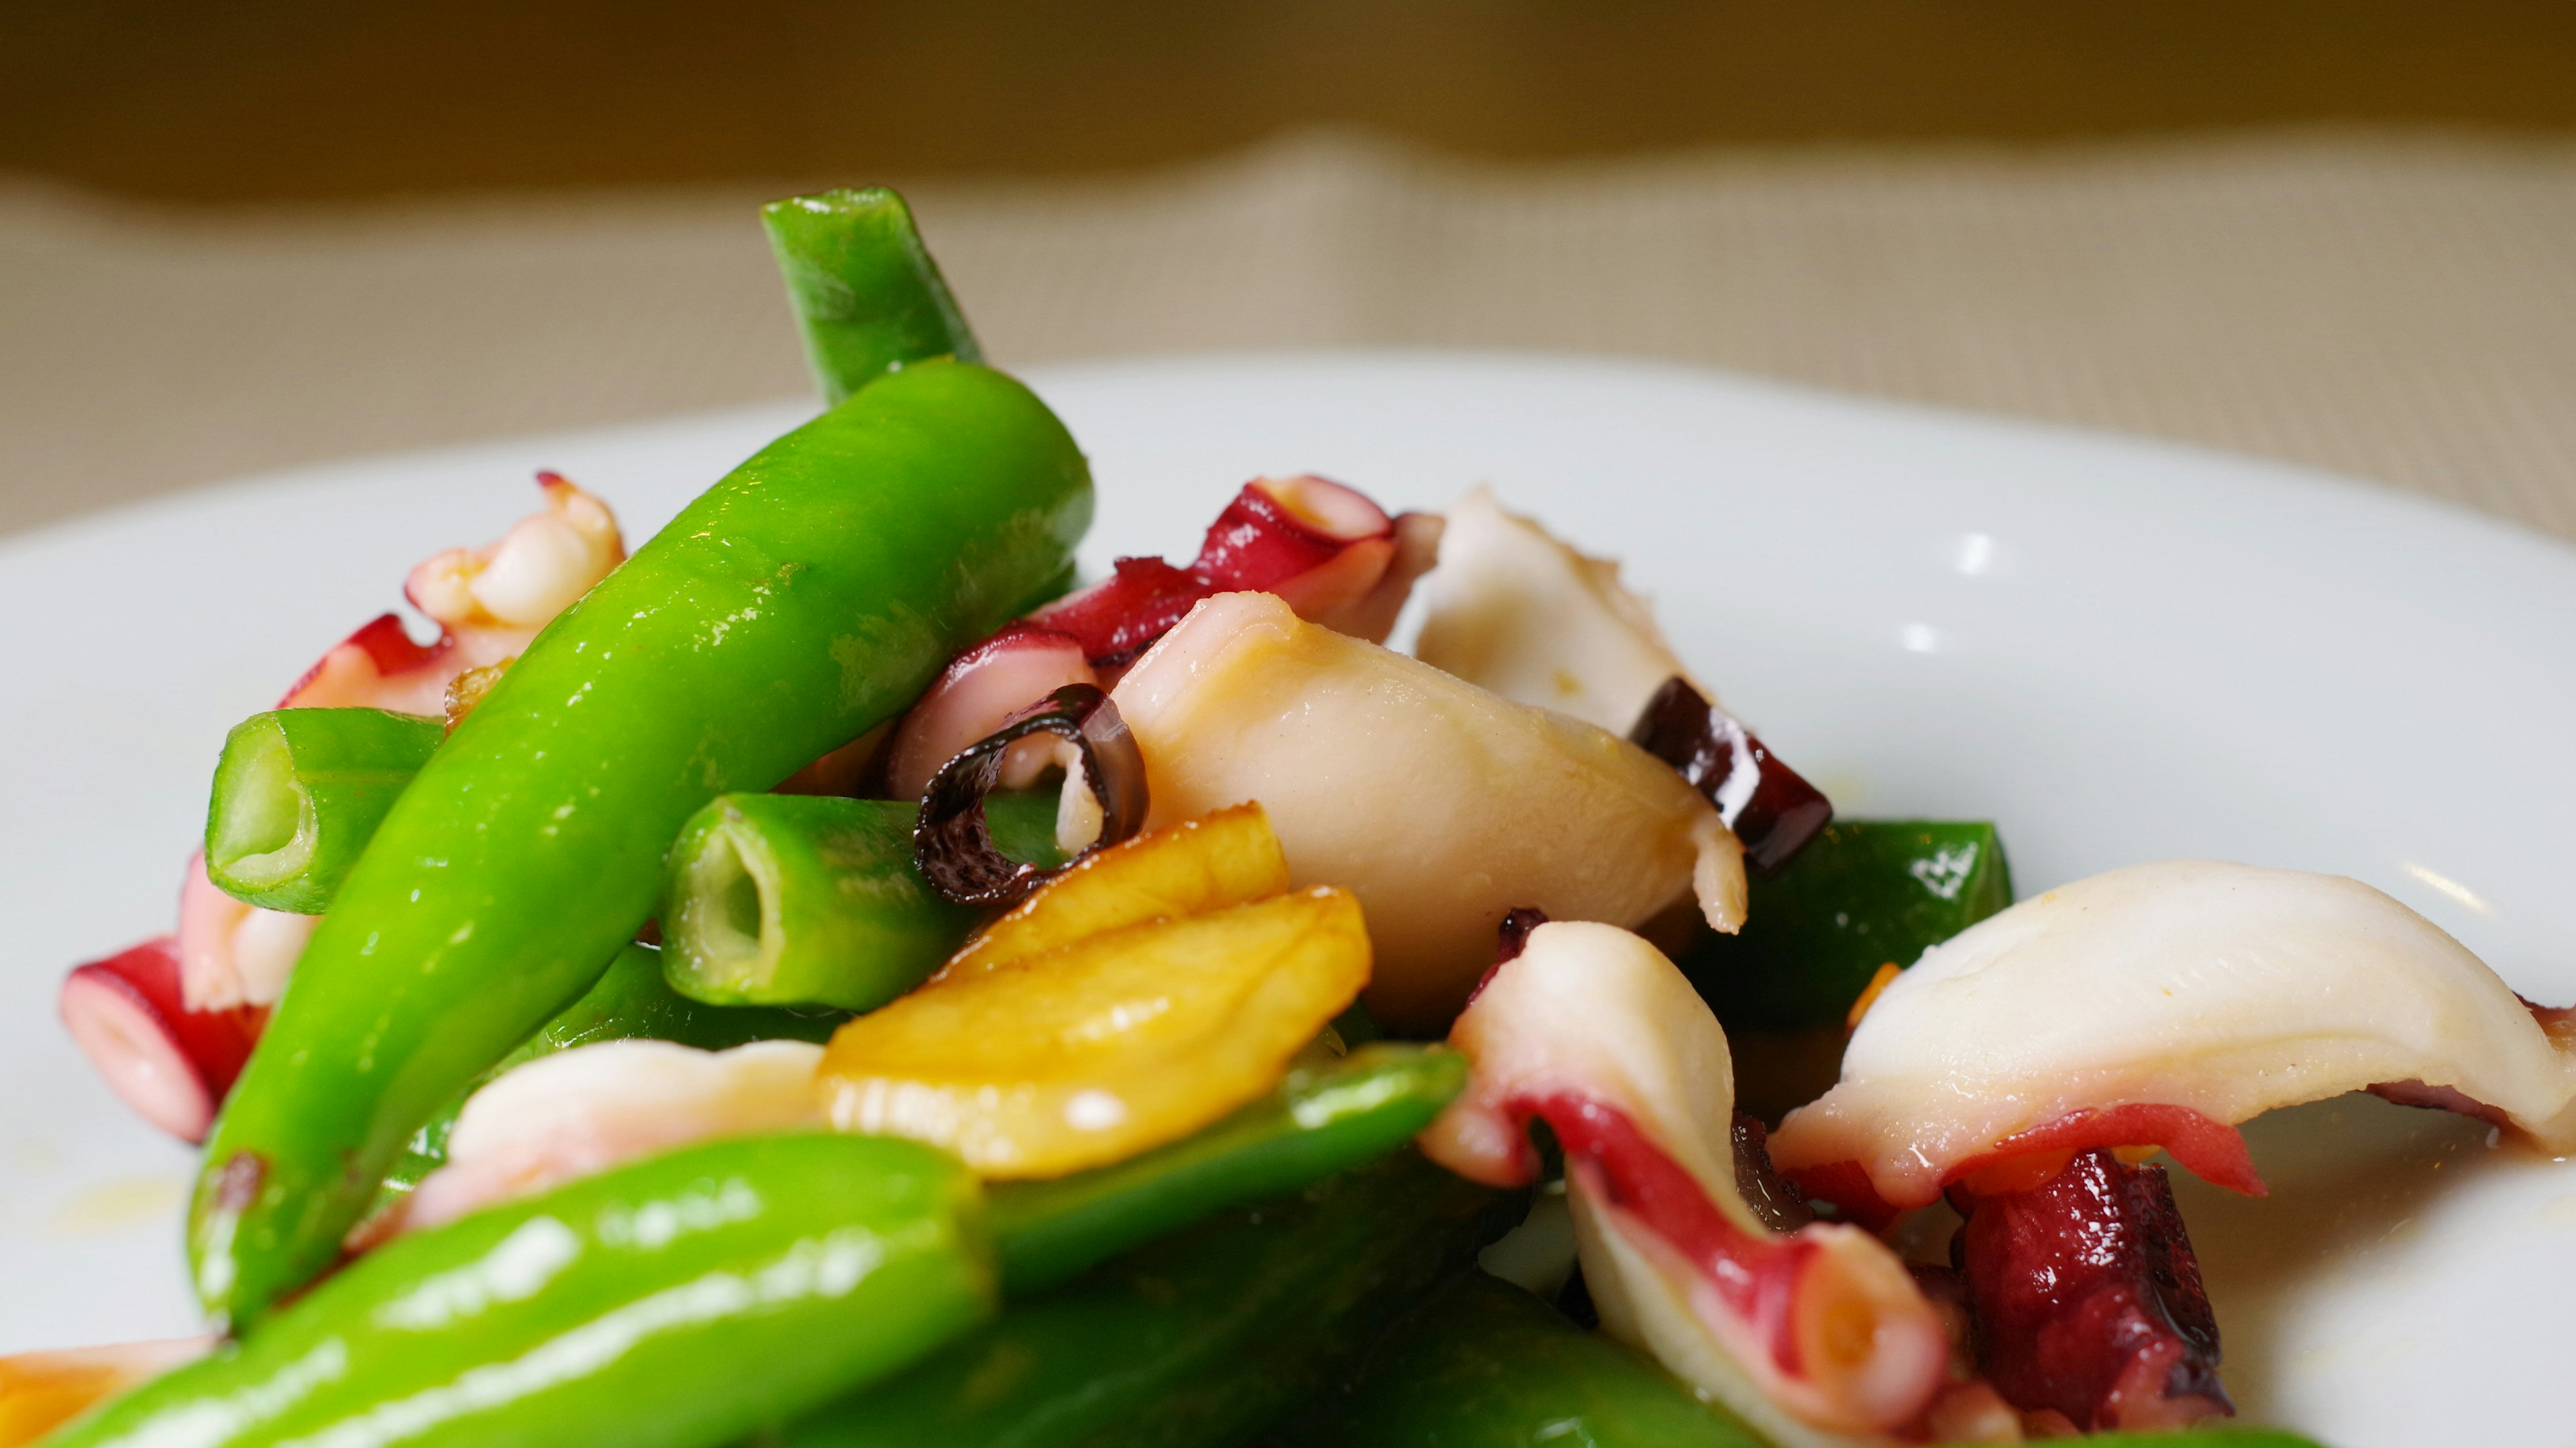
[1424, 921, 1945, 1435]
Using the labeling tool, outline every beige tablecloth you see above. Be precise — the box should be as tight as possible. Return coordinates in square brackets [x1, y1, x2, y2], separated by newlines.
[6, 130, 2575, 541]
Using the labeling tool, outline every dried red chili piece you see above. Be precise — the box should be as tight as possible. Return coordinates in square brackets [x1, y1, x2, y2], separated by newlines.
[1629, 677, 1831, 875]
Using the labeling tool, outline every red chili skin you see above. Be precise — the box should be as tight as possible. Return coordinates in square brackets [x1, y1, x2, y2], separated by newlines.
[1520, 1092, 1819, 1380]
[1955, 1148, 2231, 1431]
[60, 938, 266, 1143]
[1625, 677, 1831, 875]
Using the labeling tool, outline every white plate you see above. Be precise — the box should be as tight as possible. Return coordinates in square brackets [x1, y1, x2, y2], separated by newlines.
[4, 352, 2572, 1445]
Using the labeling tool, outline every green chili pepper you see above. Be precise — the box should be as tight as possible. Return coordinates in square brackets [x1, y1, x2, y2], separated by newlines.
[193, 359, 1092, 1329]
[775, 1149, 1521, 1448]
[763, 188, 981, 406]
[1686, 819, 2013, 1031]
[202, 708, 443, 913]
[662, 795, 975, 1011]
[1294, 1269, 1765, 1447]
[58, 1135, 991, 1448]
[379, 943, 845, 1201]
[986, 1042, 1466, 1295]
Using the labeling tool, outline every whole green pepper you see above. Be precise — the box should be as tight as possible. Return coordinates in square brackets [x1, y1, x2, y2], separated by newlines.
[763, 188, 981, 405]
[1687, 819, 2013, 1031]
[193, 359, 1092, 1329]
[203, 708, 443, 913]
[379, 942, 846, 1200]
[662, 795, 975, 1011]
[56, 1135, 991, 1448]
[773, 1150, 1521, 1448]
[987, 1042, 1466, 1295]
[1296, 1270, 1766, 1447]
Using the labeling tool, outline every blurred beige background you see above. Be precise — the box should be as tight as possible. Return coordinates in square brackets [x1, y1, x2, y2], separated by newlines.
[5, 2, 2576, 541]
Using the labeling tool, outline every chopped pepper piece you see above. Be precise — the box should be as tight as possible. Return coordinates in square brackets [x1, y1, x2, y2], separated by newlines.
[1686, 819, 2013, 1032]
[661, 794, 975, 1011]
[202, 708, 443, 913]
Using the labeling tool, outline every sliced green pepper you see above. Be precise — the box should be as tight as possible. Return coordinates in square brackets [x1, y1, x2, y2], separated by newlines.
[59, 1135, 991, 1448]
[662, 795, 975, 1011]
[775, 1149, 1521, 1448]
[202, 708, 443, 913]
[1296, 1269, 1766, 1447]
[763, 188, 981, 406]
[379, 942, 845, 1199]
[987, 1042, 1466, 1295]
[1686, 819, 2013, 1031]
[193, 359, 1092, 1329]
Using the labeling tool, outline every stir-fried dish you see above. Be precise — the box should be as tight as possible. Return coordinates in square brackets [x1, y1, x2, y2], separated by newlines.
[13, 186, 2539, 1448]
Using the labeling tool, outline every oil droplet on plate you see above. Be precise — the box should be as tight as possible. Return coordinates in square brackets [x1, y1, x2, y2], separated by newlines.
[47, 1176, 186, 1234]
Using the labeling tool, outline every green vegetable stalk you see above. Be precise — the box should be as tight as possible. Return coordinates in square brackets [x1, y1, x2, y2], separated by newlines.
[203, 708, 443, 913]
[1687, 819, 2014, 1031]
[1293, 1270, 1766, 1447]
[662, 795, 975, 1011]
[59, 1135, 991, 1448]
[774, 1150, 1522, 1448]
[657, 788, 1063, 1012]
[987, 1043, 1466, 1295]
[763, 188, 981, 405]
[192, 359, 1092, 1329]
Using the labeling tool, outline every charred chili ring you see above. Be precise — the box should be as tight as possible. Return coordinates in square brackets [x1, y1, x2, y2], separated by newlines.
[914, 684, 1148, 907]
[1629, 676, 1833, 874]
